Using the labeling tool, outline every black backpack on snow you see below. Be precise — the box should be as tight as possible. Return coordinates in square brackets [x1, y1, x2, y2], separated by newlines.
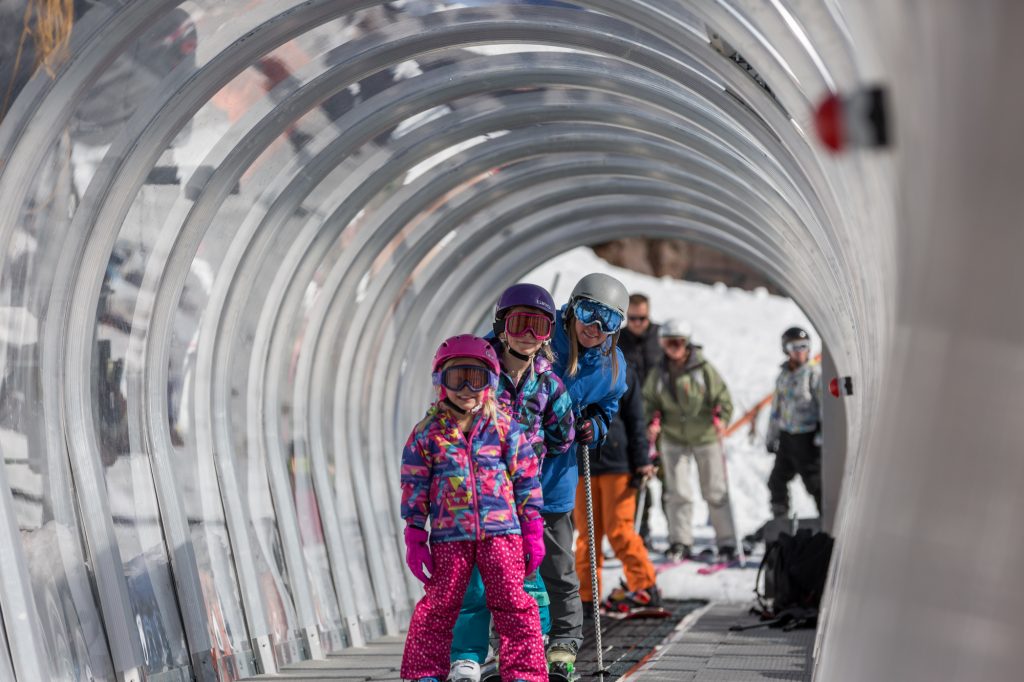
[753, 528, 834, 630]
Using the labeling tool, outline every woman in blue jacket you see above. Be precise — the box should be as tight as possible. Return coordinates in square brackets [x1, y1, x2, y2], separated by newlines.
[541, 273, 629, 681]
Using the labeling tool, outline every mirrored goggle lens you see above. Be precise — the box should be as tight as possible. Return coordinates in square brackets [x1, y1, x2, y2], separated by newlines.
[435, 365, 494, 392]
[504, 311, 552, 339]
[573, 300, 623, 333]
[785, 341, 811, 353]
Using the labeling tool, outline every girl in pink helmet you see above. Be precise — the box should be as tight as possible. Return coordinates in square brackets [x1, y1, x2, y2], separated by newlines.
[399, 334, 548, 682]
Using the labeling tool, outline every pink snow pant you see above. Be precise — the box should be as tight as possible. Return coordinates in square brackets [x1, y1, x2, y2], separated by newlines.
[401, 534, 547, 681]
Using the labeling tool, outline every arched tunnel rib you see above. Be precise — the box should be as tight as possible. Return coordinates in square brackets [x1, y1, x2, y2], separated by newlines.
[0, 1, 1021, 681]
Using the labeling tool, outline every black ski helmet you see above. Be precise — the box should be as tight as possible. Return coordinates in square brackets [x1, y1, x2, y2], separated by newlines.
[781, 326, 810, 352]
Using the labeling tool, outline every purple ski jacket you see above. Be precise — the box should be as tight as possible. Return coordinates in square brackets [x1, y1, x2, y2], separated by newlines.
[400, 404, 543, 543]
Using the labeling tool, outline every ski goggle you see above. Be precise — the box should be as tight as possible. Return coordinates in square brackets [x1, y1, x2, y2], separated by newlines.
[784, 341, 811, 354]
[572, 299, 624, 334]
[503, 311, 553, 340]
[432, 365, 498, 392]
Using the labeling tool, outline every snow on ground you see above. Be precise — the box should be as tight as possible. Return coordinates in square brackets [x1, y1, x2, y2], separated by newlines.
[523, 247, 820, 604]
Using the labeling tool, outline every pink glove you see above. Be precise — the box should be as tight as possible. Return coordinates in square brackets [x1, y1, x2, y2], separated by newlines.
[404, 526, 433, 584]
[521, 517, 546, 576]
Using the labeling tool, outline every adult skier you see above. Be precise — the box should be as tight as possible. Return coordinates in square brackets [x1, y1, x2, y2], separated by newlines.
[766, 327, 823, 517]
[575, 362, 660, 615]
[544, 273, 629, 681]
[643, 319, 736, 562]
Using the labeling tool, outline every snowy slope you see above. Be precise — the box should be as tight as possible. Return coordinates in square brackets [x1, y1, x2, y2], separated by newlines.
[523, 247, 819, 603]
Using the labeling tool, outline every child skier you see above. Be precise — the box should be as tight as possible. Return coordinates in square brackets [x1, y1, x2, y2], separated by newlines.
[448, 284, 576, 682]
[400, 335, 548, 682]
[543, 273, 629, 680]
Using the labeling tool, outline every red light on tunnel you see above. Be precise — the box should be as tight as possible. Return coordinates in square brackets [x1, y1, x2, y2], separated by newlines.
[829, 376, 854, 397]
[815, 93, 845, 152]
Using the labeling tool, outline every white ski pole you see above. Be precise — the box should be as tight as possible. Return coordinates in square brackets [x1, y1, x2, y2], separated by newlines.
[633, 483, 647, 534]
[715, 427, 746, 567]
[579, 442, 608, 677]
[635, 412, 661, 534]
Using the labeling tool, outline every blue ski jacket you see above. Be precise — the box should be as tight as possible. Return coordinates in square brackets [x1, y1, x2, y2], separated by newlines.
[543, 306, 627, 513]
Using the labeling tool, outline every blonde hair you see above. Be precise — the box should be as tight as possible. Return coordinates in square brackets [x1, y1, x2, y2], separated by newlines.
[2, 0, 74, 119]
[538, 343, 555, 364]
[565, 313, 620, 380]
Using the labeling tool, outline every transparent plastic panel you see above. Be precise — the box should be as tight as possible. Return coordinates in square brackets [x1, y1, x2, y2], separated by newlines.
[0, 605, 11, 682]
[89, 1, 319, 672]
[0, 139, 116, 680]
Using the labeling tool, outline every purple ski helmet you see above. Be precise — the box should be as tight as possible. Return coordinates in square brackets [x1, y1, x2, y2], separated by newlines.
[493, 283, 556, 336]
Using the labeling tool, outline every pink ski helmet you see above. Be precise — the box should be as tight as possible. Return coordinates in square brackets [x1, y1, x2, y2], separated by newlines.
[432, 334, 501, 375]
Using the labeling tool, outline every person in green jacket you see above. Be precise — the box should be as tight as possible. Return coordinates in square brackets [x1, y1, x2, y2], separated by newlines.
[642, 318, 736, 562]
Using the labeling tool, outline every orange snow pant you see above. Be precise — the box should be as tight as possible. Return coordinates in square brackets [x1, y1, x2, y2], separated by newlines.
[574, 473, 657, 603]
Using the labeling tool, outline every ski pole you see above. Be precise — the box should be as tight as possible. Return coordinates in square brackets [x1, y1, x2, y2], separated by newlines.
[633, 484, 647, 534]
[714, 415, 746, 567]
[634, 413, 661, 534]
[579, 442, 608, 678]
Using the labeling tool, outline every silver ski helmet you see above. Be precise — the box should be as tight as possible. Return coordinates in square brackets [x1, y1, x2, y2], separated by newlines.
[568, 273, 629, 331]
[659, 318, 693, 341]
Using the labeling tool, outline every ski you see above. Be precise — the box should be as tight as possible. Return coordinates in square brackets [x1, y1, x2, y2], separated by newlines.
[653, 551, 719, 573]
[696, 561, 730, 575]
[653, 557, 689, 574]
[696, 558, 747, 575]
[602, 605, 671, 620]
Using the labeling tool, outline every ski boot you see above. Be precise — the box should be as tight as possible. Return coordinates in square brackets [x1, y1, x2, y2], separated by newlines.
[449, 658, 481, 682]
[546, 641, 578, 682]
[478, 658, 499, 682]
[664, 542, 691, 561]
[602, 579, 662, 614]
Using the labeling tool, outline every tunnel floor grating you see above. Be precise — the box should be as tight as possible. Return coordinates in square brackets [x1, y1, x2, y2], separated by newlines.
[627, 603, 816, 681]
[574, 599, 706, 680]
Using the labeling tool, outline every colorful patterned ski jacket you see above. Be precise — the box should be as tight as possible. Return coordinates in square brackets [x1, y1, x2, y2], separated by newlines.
[767, 359, 822, 442]
[400, 405, 543, 543]
[487, 336, 576, 467]
[545, 306, 628, 513]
